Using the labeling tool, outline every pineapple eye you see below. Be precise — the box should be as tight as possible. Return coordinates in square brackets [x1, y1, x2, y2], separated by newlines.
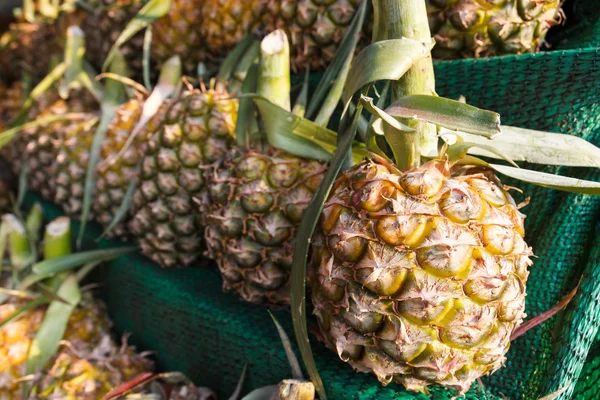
[439, 187, 484, 224]
[482, 224, 516, 255]
[353, 180, 395, 212]
[328, 235, 367, 262]
[400, 166, 445, 197]
[267, 162, 299, 188]
[416, 244, 473, 279]
[376, 215, 429, 247]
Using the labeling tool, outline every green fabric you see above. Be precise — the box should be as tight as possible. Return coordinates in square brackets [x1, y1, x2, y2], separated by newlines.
[554, 0, 600, 50]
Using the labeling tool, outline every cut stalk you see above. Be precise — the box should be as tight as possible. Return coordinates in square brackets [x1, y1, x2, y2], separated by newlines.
[373, 0, 437, 164]
[44, 217, 72, 260]
[4, 215, 34, 270]
[258, 30, 291, 112]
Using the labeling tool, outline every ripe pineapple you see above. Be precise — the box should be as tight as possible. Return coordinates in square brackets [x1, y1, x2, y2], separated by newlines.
[205, 148, 325, 305]
[128, 84, 238, 267]
[426, 0, 561, 58]
[310, 160, 531, 393]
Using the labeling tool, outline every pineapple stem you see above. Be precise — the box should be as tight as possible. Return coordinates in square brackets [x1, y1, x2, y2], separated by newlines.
[258, 30, 291, 112]
[373, 0, 437, 168]
[43, 217, 72, 260]
[5, 215, 33, 270]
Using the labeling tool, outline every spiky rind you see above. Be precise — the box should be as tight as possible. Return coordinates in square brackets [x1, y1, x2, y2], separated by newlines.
[310, 159, 532, 393]
[426, 0, 561, 59]
[205, 147, 325, 305]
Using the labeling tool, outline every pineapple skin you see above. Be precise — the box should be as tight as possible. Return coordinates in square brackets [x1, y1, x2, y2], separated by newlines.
[204, 148, 325, 305]
[309, 159, 532, 393]
[426, 0, 561, 59]
[128, 86, 238, 268]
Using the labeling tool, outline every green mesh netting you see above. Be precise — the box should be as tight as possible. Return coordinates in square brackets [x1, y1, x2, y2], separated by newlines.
[554, 0, 600, 50]
[22, 46, 600, 400]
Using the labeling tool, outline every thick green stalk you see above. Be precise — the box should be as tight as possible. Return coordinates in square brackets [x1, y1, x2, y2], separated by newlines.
[373, 0, 437, 165]
[5, 215, 34, 270]
[44, 217, 72, 260]
[258, 30, 291, 112]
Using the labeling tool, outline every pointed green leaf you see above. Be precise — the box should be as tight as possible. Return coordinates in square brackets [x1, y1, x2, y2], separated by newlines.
[12, 62, 67, 125]
[97, 177, 137, 241]
[307, 0, 367, 119]
[143, 25, 153, 90]
[228, 363, 248, 400]
[446, 141, 518, 168]
[343, 38, 433, 106]
[241, 386, 277, 400]
[491, 164, 600, 195]
[254, 97, 336, 161]
[77, 104, 113, 247]
[292, 68, 310, 118]
[32, 246, 137, 276]
[26, 274, 81, 374]
[103, 0, 172, 71]
[445, 126, 600, 167]
[0, 297, 48, 329]
[217, 35, 257, 83]
[269, 311, 303, 380]
[386, 95, 501, 138]
[290, 100, 365, 400]
[16, 160, 29, 207]
[235, 64, 259, 147]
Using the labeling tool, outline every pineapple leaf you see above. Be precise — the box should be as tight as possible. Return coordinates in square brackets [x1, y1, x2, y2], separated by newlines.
[16, 160, 28, 207]
[444, 126, 600, 167]
[235, 64, 259, 147]
[490, 164, 600, 195]
[342, 37, 434, 110]
[0, 113, 90, 150]
[269, 311, 304, 380]
[25, 274, 80, 375]
[0, 296, 48, 329]
[97, 177, 137, 241]
[240, 386, 278, 400]
[12, 61, 67, 126]
[254, 96, 369, 163]
[101, 372, 155, 400]
[253, 96, 338, 162]
[143, 25, 153, 90]
[446, 141, 519, 168]
[385, 95, 501, 138]
[25, 203, 43, 244]
[291, 98, 364, 400]
[537, 386, 570, 400]
[307, 0, 367, 120]
[228, 363, 248, 400]
[32, 246, 137, 276]
[103, 0, 172, 71]
[77, 103, 115, 248]
[292, 67, 310, 118]
[217, 35, 258, 83]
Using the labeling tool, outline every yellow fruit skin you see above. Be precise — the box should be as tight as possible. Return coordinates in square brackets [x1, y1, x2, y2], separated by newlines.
[309, 159, 532, 394]
[426, 0, 561, 59]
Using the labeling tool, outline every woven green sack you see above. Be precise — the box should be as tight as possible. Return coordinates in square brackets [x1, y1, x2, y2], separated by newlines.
[22, 43, 599, 400]
[554, 0, 600, 50]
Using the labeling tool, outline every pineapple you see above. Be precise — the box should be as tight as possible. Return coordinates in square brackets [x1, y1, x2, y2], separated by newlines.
[302, 0, 598, 394]
[0, 20, 59, 82]
[310, 160, 531, 392]
[205, 148, 325, 305]
[128, 84, 238, 267]
[426, 0, 561, 59]
[58, 0, 204, 78]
